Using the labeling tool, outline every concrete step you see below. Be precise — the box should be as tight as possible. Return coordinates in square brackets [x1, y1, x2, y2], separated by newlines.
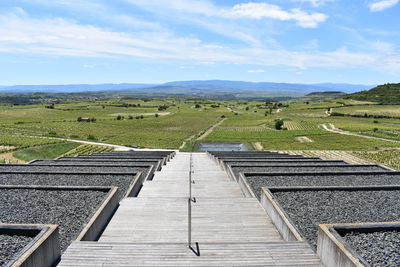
[99, 197, 282, 243]
[138, 181, 243, 198]
[59, 241, 321, 266]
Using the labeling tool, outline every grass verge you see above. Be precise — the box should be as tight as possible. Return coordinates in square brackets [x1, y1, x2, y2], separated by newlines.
[13, 142, 80, 162]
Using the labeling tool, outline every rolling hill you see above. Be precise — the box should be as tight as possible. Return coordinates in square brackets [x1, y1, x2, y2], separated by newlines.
[0, 80, 374, 98]
[344, 83, 400, 104]
[292, 91, 347, 102]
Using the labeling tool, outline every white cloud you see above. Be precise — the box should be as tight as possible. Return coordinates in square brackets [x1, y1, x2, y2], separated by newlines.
[293, 0, 334, 7]
[123, 0, 219, 16]
[0, 11, 398, 76]
[224, 3, 327, 28]
[369, 0, 399, 12]
[248, 69, 265, 73]
[125, 0, 327, 28]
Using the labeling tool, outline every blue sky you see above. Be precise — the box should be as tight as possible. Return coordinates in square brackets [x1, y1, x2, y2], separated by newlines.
[0, 0, 399, 85]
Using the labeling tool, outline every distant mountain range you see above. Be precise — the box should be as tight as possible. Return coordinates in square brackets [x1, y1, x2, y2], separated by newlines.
[0, 80, 376, 98]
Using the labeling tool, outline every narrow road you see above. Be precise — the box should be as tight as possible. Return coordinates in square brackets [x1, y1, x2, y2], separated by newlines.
[197, 118, 227, 140]
[319, 123, 400, 143]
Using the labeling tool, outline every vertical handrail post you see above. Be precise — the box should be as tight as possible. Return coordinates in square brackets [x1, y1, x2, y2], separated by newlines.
[188, 153, 200, 256]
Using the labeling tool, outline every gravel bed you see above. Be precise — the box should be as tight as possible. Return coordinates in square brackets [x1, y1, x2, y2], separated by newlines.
[57, 158, 159, 162]
[76, 156, 165, 159]
[0, 188, 107, 252]
[343, 230, 400, 266]
[272, 189, 400, 251]
[0, 173, 137, 200]
[228, 161, 348, 166]
[0, 165, 149, 174]
[218, 156, 306, 160]
[233, 165, 386, 179]
[247, 173, 400, 199]
[0, 234, 34, 266]
[31, 160, 159, 166]
[222, 159, 327, 163]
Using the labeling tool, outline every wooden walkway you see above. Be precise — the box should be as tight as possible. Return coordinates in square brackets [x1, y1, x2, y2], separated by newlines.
[58, 152, 322, 266]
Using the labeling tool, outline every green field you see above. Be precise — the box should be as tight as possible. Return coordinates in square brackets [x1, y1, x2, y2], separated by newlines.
[13, 142, 80, 162]
[1, 98, 400, 160]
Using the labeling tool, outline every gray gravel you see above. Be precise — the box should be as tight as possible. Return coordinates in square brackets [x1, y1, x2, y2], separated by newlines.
[228, 161, 348, 166]
[0, 165, 148, 174]
[272, 189, 400, 251]
[31, 160, 159, 166]
[0, 234, 33, 266]
[0, 188, 107, 252]
[57, 158, 159, 162]
[233, 165, 387, 181]
[222, 159, 329, 162]
[0, 173, 137, 200]
[247, 173, 400, 199]
[343, 230, 400, 266]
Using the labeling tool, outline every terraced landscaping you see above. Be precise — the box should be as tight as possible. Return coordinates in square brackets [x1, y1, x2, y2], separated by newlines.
[272, 188, 400, 250]
[0, 188, 108, 252]
[0, 234, 34, 266]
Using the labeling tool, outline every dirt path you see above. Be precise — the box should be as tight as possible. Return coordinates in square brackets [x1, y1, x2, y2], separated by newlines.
[295, 136, 313, 143]
[197, 118, 227, 141]
[178, 118, 227, 150]
[0, 151, 25, 164]
[319, 123, 400, 143]
[253, 142, 264, 150]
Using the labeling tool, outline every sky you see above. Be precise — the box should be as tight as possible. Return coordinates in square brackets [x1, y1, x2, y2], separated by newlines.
[0, 0, 399, 85]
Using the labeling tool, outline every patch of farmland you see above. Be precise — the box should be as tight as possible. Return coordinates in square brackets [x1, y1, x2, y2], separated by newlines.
[284, 121, 317, 130]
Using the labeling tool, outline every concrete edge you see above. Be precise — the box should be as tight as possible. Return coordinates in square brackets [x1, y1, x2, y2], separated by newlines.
[318, 224, 366, 267]
[237, 172, 257, 198]
[125, 172, 146, 197]
[225, 164, 237, 181]
[318, 221, 400, 267]
[144, 165, 156, 181]
[76, 186, 119, 241]
[0, 224, 60, 267]
[259, 187, 304, 242]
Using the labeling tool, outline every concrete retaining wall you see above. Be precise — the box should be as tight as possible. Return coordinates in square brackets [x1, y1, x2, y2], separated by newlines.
[1, 224, 60, 267]
[76, 186, 119, 242]
[259, 187, 304, 241]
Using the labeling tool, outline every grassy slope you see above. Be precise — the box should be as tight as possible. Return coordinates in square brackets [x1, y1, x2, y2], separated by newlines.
[13, 142, 80, 162]
[344, 83, 400, 104]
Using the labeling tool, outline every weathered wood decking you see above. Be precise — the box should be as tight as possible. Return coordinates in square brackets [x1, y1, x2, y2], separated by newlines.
[58, 152, 322, 266]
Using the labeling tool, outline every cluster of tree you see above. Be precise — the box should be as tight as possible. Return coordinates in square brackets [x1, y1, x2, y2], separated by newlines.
[113, 103, 141, 107]
[45, 104, 55, 109]
[158, 104, 169, 111]
[77, 117, 96, 122]
[330, 112, 400, 120]
[274, 119, 287, 130]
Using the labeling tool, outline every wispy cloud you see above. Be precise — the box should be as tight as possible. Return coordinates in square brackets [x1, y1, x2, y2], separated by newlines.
[0, 9, 399, 76]
[124, 0, 328, 29]
[293, 0, 335, 7]
[223, 3, 327, 28]
[369, 0, 399, 12]
[248, 69, 265, 73]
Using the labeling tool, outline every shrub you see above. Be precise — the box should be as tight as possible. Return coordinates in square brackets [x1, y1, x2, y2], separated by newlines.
[275, 119, 284, 130]
[87, 134, 97, 141]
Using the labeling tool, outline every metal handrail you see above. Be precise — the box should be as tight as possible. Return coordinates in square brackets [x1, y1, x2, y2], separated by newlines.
[188, 153, 200, 256]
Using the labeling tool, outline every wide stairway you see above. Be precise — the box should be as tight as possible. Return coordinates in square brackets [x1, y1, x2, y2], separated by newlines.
[59, 152, 322, 266]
